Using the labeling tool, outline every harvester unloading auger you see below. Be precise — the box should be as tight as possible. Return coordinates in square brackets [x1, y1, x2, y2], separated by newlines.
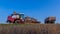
[7, 12, 40, 24]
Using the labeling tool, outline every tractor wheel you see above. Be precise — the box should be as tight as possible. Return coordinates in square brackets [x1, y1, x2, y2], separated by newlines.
[7, 20, 11, 23]
[14, 20, 20, 24]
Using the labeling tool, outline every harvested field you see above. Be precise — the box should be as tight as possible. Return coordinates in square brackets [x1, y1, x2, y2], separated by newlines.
[0, 23, 60, 34]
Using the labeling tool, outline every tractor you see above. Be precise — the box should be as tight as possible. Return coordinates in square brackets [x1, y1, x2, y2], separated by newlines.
[7, 12, 41, 24]
[7, 12, 24, 24]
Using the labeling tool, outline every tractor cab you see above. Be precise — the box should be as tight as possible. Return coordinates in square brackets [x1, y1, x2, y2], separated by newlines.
[19, 13, 24, 19]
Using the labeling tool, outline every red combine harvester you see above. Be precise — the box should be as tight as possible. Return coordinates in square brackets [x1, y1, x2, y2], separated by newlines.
[7, 12, 24, 24]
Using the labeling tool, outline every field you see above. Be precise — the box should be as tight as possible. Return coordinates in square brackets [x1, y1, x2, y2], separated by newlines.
[0, 23, 60, 34]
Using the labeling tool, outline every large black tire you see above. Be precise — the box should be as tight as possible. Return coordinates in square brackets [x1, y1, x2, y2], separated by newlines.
[14, 20, 20, 24]
[7, 20, 11, 23]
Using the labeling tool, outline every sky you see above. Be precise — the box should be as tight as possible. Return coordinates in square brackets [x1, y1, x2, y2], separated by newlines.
[0, 0, 60, 23]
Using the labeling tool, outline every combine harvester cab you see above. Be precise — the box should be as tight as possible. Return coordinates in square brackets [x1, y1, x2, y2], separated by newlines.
[7, 13, 24, 24]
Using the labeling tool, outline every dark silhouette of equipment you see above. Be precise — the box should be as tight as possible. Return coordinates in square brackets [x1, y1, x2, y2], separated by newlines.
[44, 16, 56, 24]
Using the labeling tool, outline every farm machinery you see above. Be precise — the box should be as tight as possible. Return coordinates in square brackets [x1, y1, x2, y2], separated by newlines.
[7, 12, 40, 24]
